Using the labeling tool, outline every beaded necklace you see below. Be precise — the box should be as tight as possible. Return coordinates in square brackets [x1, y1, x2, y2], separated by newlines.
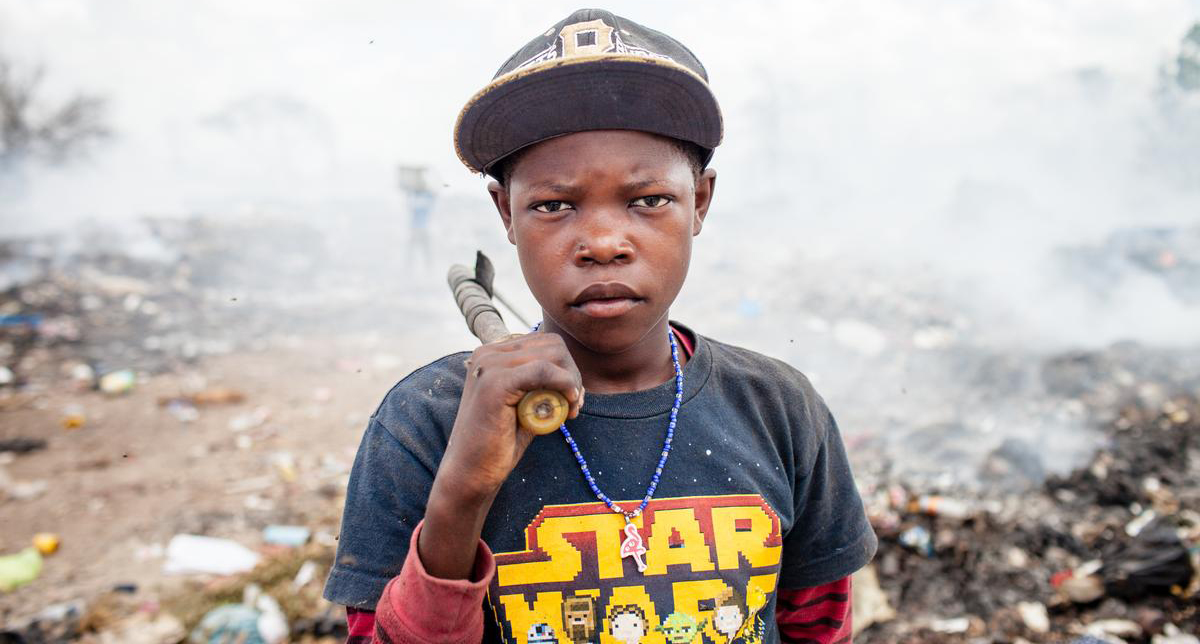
[533, 324, 682, 574]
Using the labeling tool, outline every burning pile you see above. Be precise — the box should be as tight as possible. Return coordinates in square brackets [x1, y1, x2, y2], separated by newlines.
[856, 365, 1199, 643]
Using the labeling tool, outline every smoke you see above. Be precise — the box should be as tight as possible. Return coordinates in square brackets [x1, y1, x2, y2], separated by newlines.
[2, 0, 1199, 484]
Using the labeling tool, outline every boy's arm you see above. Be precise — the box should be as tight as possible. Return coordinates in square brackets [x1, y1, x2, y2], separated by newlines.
[775, 576, 853, 644]
[344, 519, 495, 644]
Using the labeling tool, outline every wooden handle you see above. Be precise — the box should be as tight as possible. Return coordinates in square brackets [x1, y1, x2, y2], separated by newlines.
[447, 263, 569, 434]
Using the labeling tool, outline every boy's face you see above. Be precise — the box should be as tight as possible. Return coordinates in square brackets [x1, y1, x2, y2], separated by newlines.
[490, 130, 716, 354]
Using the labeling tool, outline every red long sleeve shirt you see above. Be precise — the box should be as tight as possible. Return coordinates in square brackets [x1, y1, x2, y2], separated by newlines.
[343, 520, 853, 643]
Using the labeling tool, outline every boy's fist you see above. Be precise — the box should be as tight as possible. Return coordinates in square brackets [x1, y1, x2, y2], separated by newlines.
[439, 332, 584, 504]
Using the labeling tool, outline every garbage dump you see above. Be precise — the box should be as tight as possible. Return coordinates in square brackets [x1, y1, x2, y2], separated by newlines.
[0, 212, 1196, 643]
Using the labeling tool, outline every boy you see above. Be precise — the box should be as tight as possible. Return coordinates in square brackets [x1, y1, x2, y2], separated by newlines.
[324, 9, 877, 643]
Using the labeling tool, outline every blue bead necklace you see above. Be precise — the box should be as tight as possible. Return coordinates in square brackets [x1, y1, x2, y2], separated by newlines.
[533, 323, 683, 573]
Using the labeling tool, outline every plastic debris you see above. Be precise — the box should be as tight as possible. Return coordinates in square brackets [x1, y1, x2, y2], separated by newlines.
[166, 400, 200, 423]
[68, 362, 95, 389]
[262, 525, 310, 547]
[1017, 601, 1050, 634]
[0, 365, 13, 386]
[32, 532, 60, 555]
[1084, 618, 1142, 639]
[1101, 518, 1195, 599]
[61, 404, 86, 429]
[97, 612, 186, 644]
[851, 564, 895, 636]
[159, 387, 247, 409]
[907, 495, 974, 520]
[1154, 624, 1200, 644]
[189, 584, 287, 644]
[0, 469, 48, 501]
[292, 560, 319, 590]
[163, 534, 260, 576]
[1058, 571, 1106, 604]
[0, 547, 43, 592]
[930, 616, 970, 633]
[189, 387, 246, 406]
[899, 525, 934, 557]
[270, 451, 297, 483]
[0, 437, 48, 454]
[99, 369, 136, 395]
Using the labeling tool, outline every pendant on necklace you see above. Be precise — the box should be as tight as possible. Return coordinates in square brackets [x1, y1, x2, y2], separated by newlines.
[620, 520, 648, 573]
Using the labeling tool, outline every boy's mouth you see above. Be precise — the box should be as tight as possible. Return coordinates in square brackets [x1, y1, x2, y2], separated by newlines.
[570, 282, 644, 318]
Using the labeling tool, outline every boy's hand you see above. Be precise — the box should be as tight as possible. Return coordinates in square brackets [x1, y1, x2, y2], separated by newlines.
[419, 332, 583, 579]
[442, 332, 583, 500]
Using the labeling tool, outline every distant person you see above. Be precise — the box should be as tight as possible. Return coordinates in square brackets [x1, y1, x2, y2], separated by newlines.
[397, 164, 435, 270]
[326, 9, 875, 643]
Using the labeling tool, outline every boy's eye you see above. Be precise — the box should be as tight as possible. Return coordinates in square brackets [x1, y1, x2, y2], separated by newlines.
[532, 200, 572, 213]
[631, 195, 671, 208]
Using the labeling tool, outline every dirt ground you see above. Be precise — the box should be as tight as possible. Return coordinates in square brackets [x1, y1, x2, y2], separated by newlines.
[0, 333, 448, 627]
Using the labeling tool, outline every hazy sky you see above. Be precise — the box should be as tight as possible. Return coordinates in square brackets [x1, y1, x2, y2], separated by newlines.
[1, 0, 1195, 219]
[2, 0, 1199, 345]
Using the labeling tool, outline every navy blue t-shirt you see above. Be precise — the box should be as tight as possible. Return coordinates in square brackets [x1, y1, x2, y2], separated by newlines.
[324, 326, 876, 643]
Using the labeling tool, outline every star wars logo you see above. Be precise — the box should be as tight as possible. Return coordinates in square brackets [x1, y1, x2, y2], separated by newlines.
[487, 495, 784, 644]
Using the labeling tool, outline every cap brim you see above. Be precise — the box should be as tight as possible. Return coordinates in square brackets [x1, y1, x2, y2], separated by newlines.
[454, 55, 723, 175]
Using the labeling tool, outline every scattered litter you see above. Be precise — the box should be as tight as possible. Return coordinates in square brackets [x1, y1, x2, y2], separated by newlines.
[899, 525, 934, 557]
[0, 365, 13, 386]
[292, 560, 319, 589]
[97, 611, 186, 644]
[189, 387, 246, 406]
[0, 469, 48, 501]
[61, 404, 86, 429]
[1056, 565, 1106, 604]
[189, 584, 288, 644]
[851, 564, 895, 636]
[906, 494, 974, 520]
[158, 387, 246, 408]
[0, 547, 43, 592]
[165, 400, 200, 423]
[1101, 518, 1195, 599]
[32, 532, 60, 555]
[1017, 601, 1049, 634]
[270, 451, 297, 483]
[1084, 618, 1142, 639]
[263, 525, 310, 547]
[0, 437, 48, 454]
[929, 616, 970, 634]
[163, 534, 260, 576]
[1154, 624, 1200, 644]
[98, 369, 136, 395]
[68, 362, 95, 388]
[229, 406, 271, 432]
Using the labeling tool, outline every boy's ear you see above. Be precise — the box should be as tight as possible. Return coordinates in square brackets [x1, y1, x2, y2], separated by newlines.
[692, 168, 717, 237]
[488, 180, 517, 245]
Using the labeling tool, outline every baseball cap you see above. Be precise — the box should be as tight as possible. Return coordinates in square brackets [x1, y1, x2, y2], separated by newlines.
[453, 8, 723, 178]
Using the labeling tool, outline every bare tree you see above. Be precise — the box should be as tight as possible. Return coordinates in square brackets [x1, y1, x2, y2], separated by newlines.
[0, 53, 109, 170]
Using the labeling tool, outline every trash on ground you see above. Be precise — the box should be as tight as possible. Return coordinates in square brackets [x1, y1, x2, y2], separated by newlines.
[61, 404, 86, 429]
[164, 534, 261, 576]
[98, 369, 136, 395]
[188, 583, 288, 644]
[0, 547, 43, 592]
[32, 532, 60, 555]
[0, 437, 48, 454]
[263, 525, 310, 547]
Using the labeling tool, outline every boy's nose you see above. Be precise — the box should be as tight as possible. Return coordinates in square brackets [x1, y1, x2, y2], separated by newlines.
[574, 210, 634, 266]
